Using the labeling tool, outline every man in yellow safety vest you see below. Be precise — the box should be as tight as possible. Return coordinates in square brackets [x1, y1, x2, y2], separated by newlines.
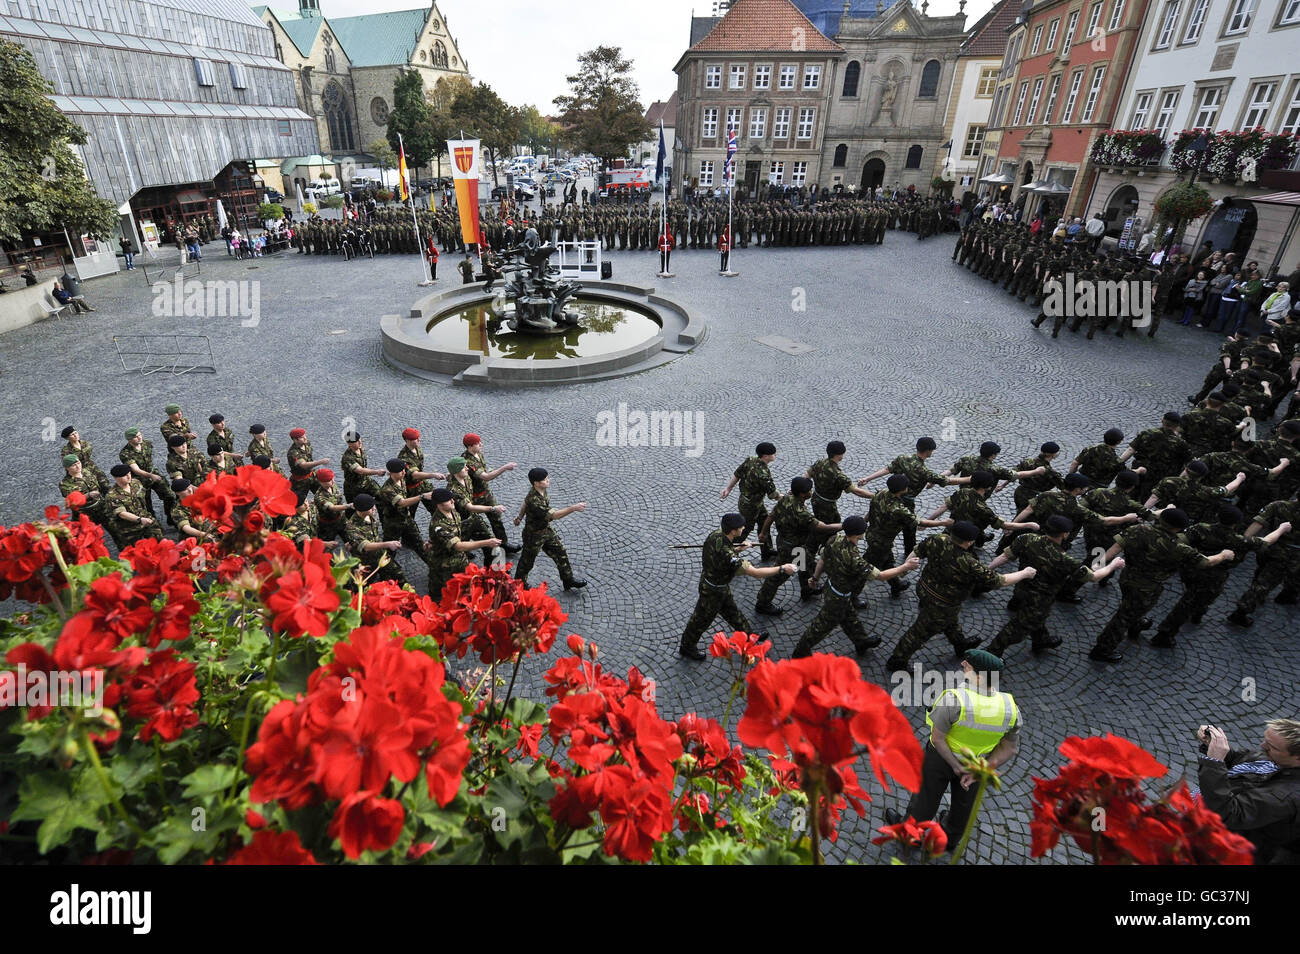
[885, 650, 1020, 846]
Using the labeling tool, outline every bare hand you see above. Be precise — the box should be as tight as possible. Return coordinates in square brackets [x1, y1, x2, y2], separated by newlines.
[1221, 549, 1236, 561]
[855, 477, 870, 486]
[513, 516, 522, 527]
[720, 486, 731, 499]
[1022, 566, 1038, 578]
[485, 538, 502, 548]
[902, 555, 921, 571]
[493, 505, 506, 514]
[504, 462, 517, 471]
[959, 772, 975, 790]
[780, 563, 797, 575]
[1278, 521, 1293, 535]
[1112, 557, 1126, 570]
[1024, 522, 1040, 532]
[1202, 725, 1230, 761]
[573, 502, 587, 512]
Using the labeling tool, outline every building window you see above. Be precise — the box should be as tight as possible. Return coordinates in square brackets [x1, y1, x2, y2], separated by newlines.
[803, 64, 821, 89]
[1130, 91, 1153, 128]
[754, 64, 771, 89]
[791, 160, 808, 185]
[1223, 0, 1256, 35]
[277, 119, 291, 136]
[1013, 80, 1030, 125]
[1154, 1, 1181, 47]
[1154, 89, 1180, 137]
[1030, 25, 1044, 55]
[193, 57, 215, 86]
[769, 160, 785, 183]
[1043, 74, 1062, 123]
[990, 85, 1008, 126]
[905, 145, 923, 169]
[1183, 0, 1209, 41]
[977, 66, 998, 97]
[1046, 18, 1060, 49]
[699, 160, 714, 186]
[842, 61, 860, 97]
[833, 143, 848, 166]
[1279, 79, 1300, 134]
[1080, 66, 1106, 121]
[779, 64, 796, 89]
[1027, 76, 1045, 123]
[730, 64, 746, 89]
[1108, 0, 1127, 31]
[1086, 2, 1104, 37]
[229, 63, 248, 89]
[274, 41, 284, 63]
[1006, 33, 1022, 68]
[1062, 11, 1080, 49]
[702, 107, 718, 139]
[962, 124, 985, 159]
[749, 107, 767, 138]
[919, 60, 941, 97]
[1281, 0, 1300, 24]
[796, 107, 815, 139]
[1193, 85, 1223, 127]
[1061, 69, 1084, 122]
[774, 107, 791, 139]
[726, 107, 742, 133]
[705, 65, 721, 89]
[1241, 81, 1276, 128]
[323, 80, 355, 151]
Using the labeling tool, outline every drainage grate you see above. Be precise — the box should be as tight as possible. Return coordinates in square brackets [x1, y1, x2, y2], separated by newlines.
[755, 335, 815, 355]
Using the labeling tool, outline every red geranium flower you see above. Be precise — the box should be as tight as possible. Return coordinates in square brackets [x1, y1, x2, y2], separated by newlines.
[124, 650, 199, 742]
[328, 791, 405, 859]
[265, 561, 341, 638]
[224, 829, 319, 865]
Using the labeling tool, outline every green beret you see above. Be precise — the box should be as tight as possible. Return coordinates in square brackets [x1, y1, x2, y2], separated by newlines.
[164, 403, 181, 414]
[963, 649, 1004, 674]
[124, 427, 140, 439]
[62, 454, 80, 468]
[447, 456, 467, 474]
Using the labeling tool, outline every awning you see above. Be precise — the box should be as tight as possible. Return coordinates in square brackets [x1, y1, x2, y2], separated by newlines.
[979, 173, 1012, 184]
[1242, 191, 1300, 207]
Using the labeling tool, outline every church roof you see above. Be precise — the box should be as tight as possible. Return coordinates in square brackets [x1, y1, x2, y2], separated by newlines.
[794, 0, 904, 37]
[328, 8, 430, 67]
[255, 7, 325, 57]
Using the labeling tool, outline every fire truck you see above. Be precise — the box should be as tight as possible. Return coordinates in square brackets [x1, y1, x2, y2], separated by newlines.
[599, 167, 651, 196]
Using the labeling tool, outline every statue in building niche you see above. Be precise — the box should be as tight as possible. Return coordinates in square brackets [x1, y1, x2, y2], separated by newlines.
[874, 70, 899, 125]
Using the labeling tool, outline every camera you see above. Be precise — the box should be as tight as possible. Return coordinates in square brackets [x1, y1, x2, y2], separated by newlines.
[1197, 725, 1215, 754]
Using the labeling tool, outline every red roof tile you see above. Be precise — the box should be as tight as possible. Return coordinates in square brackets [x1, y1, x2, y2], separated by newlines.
[961, 0, 1019, 58]
[688, 0, 843, 54]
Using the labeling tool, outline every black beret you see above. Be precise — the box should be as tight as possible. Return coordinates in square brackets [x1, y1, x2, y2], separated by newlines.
[756, 442, 776, 456]
[979, 441, 1000, 457]
[1103, 428, 1124, 445]
[167, 434, 187, 447]
[60, 425, 76, 439]
[1207, 391, 1227, 404]
[791, 476, 813, 495]
[916, 437, 937, 452]
[528, 467, 548, 483]
[1045, 514, 1074, 534]
[1219, 503, 1244, 525]
[1064, 473, 1090, 489]
[209, 413, 224, 424]
[970, 471, 996, 489]
[721, 513, 745, 532]
[171, 478, 190, 494]
[1186, 460, 1209, 476]
[353, 493, 375, 511]
[385, 458, 406, 473]
[430, 488, 454, 504]
[253, 454, 272, 468]
[1041, 441, 1060, 454]
[1281, 420, 1300, 436]
[249, 424, 266, 434]
[842, 515, 868, 535]
[1115, 469, 1140, 488]
[344, 430, 361, 442]
[110, 463, 131, 478]
[1222, 381, 1241, 396]
[1160, 508, 1191, 530]
[826, 440, 846, 457]
[887, 473, 909, 493]
[207, 444, 223, 456]
[951, 520, 979, 542]
[1163, 411, 1182, 424]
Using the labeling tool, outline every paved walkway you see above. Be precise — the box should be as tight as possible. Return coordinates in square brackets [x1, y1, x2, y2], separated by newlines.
[3, 233, 1292, 864]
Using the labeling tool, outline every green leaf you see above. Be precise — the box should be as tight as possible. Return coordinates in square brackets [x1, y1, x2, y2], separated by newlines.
[180, 764, 239, 801]
[10, 771, 105, 855]
[109, 746, 156, 795]
[147, 806, 239, 864]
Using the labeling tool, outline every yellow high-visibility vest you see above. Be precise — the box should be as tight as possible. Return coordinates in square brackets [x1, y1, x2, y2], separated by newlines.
[926, 687, 1018, 757]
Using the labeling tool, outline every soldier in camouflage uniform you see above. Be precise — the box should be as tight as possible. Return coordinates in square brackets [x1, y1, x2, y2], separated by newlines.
[987, 516, 1124, 657]
[345, 494, 408, 587]
[59, 426, 110, 493]
[160, 403, 199, 454]
[723, 442, 780, 560]
[1120, 412, 1190, 501]
[447, 457, 505, 565]
[397, 427, 446, 517]
[280, 489, 325, 547]
[806, 440, 876, 564]
[1227, 494, 1300, 626]
[1081, 469, 1150, 568]
[287, 427, 330, 491]
[1088, 508, 1234, 662]
[862, 437, 970, 557]
[1011, 441, 1064, 514]
[792, 516, 921, 658]
[206, 414, 244, 464]
[60, 455, 121, 547]
[945, 440, 1039, 490]
[1069, 428, 1126, 488]
[247, 424, 284, 476]
[755, 476, 841, 614]
[312, 469, 350, 546]
[1179, 394, 1244, 458]
[884, 521, 1035, 672]
[678, 513, 795, 660]
[207, 443, 239, 477]
[933, 471, 1037, 549]
[376, 459, 430, 554]
[1144, 460, 1244, 524]
[425, 487, 501, 600]
[461, 433, 521, 552]
[105, 463, 165, 547]
[168, 478, 214, 543]
[870, 473, 952, 599]
[120, 427, 175, 524]
[166, 434, 210, 486]
[341, 431, 385, 503]
[513, 467, 587, 590]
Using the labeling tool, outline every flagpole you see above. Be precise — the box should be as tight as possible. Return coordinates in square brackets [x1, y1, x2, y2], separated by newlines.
[399, 132, 433, 286]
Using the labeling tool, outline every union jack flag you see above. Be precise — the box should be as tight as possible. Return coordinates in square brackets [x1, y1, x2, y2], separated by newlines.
[724, 126, 737, 182]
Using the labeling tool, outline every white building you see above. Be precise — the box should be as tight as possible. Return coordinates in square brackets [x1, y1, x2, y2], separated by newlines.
[939, 0, 1018, 197]
[1087, 0, 1300, 272]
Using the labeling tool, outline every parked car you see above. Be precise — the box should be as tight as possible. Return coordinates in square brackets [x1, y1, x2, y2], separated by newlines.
[263, 188, 284, 203]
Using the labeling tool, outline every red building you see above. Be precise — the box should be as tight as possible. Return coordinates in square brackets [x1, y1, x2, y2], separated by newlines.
[986, 0, 1151, 221]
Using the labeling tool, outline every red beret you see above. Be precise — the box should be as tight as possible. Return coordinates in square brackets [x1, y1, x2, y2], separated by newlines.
[463, 433, 481, 447]
[402, 427, 420, 441]
[289, 427, 306, 439]
[315, 468, 334, 483]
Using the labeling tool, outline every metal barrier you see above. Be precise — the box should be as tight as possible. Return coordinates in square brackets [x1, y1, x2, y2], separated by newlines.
[139, 259, 199, 286]
[554, 240, 603, 279]
[114, 335, 216, 375]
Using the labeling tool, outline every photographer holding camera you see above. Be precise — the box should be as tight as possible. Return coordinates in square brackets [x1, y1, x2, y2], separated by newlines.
[1197, 719, 1300, 864]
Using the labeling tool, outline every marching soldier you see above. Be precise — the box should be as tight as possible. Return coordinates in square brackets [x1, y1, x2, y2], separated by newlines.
[247, 424, 284, 475]
[169, 478, 214, 543]
[341, 430, 385, 503]
[120, 426, 175, 524]
[1226, 492, 1300, 627]
[60, 455, 120, 547]
[287, 427, 330, 491]
[398, 427, 447, 516]
[345, 494, 408, 587]
[1120, 411, 1190, 501]
[59, 426, 109, 493]
[206, 414, 244, 462]
[425, 487, 501, 600]
[722, 442, 780, 560]
[166, 434, 209, 485]
[513, 467, 587, 590]
[376, 459, 430, 554]
[105, 463, 165, 547]
[863, 437, 970, 557]
[160, 403, 199, 453]
[461, 433, 520, 552]
[754, 476, 840, 614]
[312, 469, 350, 546]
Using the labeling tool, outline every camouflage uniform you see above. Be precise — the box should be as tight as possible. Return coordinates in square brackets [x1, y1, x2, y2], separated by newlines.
[281, 500, 320, 544]
[426, 508, 470, 600]
[1155, 521, 1261, 640]
[1081, 486, 1149, 558]
[808, 457, 853, 561]
[247, 436, 285, 476]
[105, 479, 164, 546]
[448, 476, 493, 564]
[398, 445, 436, 516]
[949, 453, 1015, 482]
[866, 488, 918, 595]
[734, 456, 778, 557]
[793, 533, 881, 656]
[160, 416, 197, 453]
[120, 438, 176, 519]
[375, 476, 426, 553]
[1073, 443, 1124, 488]
[987, 533, 1092, 655]
[1013, 454, 1063, 513]
[1129, 426, 1190, 500]
[207, 428, 237, 457]
[168, 450, 210, 487]
[679, 529, 754, 653]
[287, 441, 319, 492]
[1232, 500, 1300, 616]
[514, 486, 576, 586]
[342, 445, 381, 503]
[754, 493, 818, 608]
[464, 449, 511, 547]
[1150, 474, 1229, 524]
[344, 510, 407, 586]
[170, 500, 212, 543]
[1179, 406, 1237, 458]
[61, 440, 110, 493]
[60, 471, 121, 547]
[886, 453, 951, 555]
[886, 532, 1002, 668]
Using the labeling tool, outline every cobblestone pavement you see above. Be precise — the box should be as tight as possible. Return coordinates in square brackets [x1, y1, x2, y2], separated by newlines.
[2, 232, 1294, 865]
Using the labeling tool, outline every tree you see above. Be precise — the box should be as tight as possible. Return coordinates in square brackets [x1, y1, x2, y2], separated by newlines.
[449, 82, 521, 187]
[428, 75, 473, 178]
[0, 39, 117, 243]
[386, 69, 439, 170]
[517, 105, 561, 157]
[367, 138, 397, 174]
[552, 46, 650, 168]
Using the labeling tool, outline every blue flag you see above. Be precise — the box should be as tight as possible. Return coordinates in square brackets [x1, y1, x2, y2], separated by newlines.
[655, 120, 666, 183]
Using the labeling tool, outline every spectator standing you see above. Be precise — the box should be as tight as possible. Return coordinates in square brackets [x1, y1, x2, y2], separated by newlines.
[1180, 271, 1208, 325]
[1197, 719, 1300, 864]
